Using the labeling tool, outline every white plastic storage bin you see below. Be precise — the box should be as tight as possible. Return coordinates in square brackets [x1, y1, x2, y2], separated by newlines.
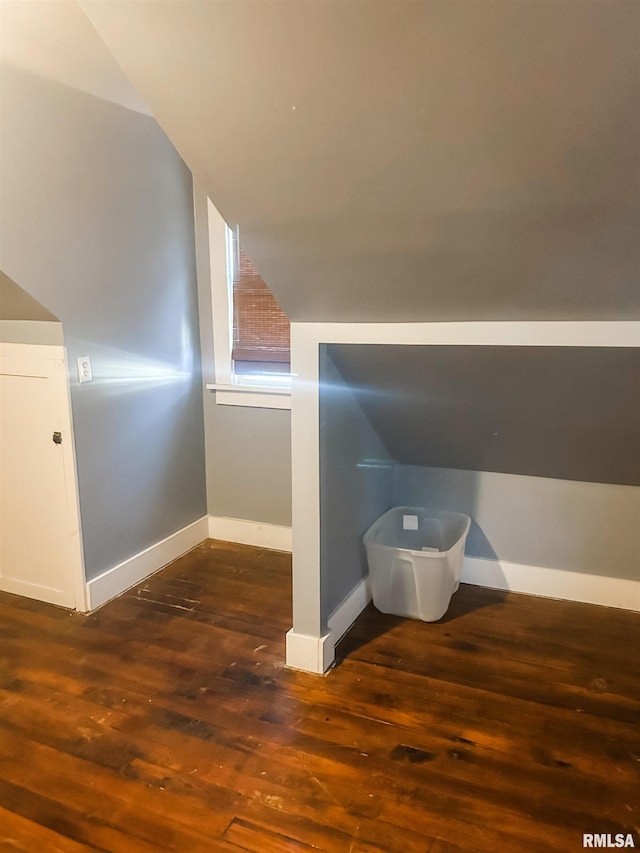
[364, 506, 471, 622]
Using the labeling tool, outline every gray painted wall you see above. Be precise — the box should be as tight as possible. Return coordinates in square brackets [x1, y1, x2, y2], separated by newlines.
[192, 181, 292, 526]
[329, 344, 640, 487]
[0, 64, 206, 580]
[323, 343, 639, 593]
[204, 398, 292, 525]
[394, 465, 639, 583]
[319, 347, 393, 623]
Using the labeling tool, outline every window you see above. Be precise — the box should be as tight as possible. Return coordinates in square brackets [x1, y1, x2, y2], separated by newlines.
[206, 198, 292, 408]
[228, 226, 291, 381]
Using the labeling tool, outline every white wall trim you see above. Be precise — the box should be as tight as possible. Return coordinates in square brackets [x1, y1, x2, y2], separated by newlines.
[208, 516, 292, 552]
[462, 557, 640, 612]
[285, 576, 373, 674]
[0, 577, 76, 609]
[205, 384, 292, 410]
[291, 323, 322, 640]
[207, 198, 233, 386]
[56, 353, 88, 612]
[327, 575, 373, 645]
[86, 516, 209, 610]
[205, 197, 292, 410]
[293, 321, 640, 348]
[285, 629, 335, 674]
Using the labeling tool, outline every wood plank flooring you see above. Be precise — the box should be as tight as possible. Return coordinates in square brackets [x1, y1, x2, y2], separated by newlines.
[0, 539, 638, 852]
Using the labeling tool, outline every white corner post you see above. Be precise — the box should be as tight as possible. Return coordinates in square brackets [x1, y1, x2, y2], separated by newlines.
[286, 323, 335, 673]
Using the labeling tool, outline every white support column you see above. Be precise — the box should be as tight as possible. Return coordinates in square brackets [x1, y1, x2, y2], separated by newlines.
[286, 323, 334, 673]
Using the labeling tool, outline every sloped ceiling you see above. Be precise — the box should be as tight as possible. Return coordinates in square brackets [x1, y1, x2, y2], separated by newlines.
[0, 271, 59, 321]
[82, 0, 639, 321]
[0, 0, 150, 115]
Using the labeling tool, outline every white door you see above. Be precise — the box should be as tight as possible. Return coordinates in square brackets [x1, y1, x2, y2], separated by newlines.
[0, 343, 84, 608]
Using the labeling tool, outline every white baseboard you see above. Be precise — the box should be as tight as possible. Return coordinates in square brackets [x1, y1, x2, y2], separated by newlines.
[327, 575, 372, 644]
[462, 556, 640, 612]
[285, 557, 638, 674]
[205, 518, 636, 612]
[0, 577, 75, 609]
[85, 516, 209, 611]
[208, 516, 292, 552]
[285, 628, 335, 674]
[284, 577, 372, 674]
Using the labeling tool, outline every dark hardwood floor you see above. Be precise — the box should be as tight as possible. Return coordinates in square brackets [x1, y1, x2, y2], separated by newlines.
[0, 539, 638, 852]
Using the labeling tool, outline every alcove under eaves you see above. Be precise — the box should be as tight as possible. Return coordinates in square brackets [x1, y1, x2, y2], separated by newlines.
[285, 326, 640, 674]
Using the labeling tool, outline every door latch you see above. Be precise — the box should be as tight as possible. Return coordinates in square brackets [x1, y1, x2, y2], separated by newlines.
[52, 431, 62, 445]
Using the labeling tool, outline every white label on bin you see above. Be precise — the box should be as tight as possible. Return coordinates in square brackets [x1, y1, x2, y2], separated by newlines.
[403, 514, 419, 530]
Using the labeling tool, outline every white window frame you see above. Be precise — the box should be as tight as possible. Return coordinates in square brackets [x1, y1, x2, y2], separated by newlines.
[205, 198, 291, 409]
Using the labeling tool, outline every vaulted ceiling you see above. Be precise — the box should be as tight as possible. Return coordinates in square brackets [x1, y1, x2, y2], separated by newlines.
[7, 0, 634, 322]
[1, 0, 149, 115]
[79, 0, 639, 322]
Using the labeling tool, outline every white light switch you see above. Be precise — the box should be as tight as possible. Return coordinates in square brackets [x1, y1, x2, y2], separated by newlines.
[77, 356, 92, 383]
[403, 514, 419, 530]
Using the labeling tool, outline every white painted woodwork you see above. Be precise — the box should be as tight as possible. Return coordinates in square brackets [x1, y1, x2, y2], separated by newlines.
[288, 321, 640, 672]
[86, 516, 208, 610]
[207, 516, 292, 552]
[0, 343, 84, 608]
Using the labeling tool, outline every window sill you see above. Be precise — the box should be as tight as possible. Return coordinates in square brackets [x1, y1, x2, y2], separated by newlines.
[205, 383, 291, 410]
